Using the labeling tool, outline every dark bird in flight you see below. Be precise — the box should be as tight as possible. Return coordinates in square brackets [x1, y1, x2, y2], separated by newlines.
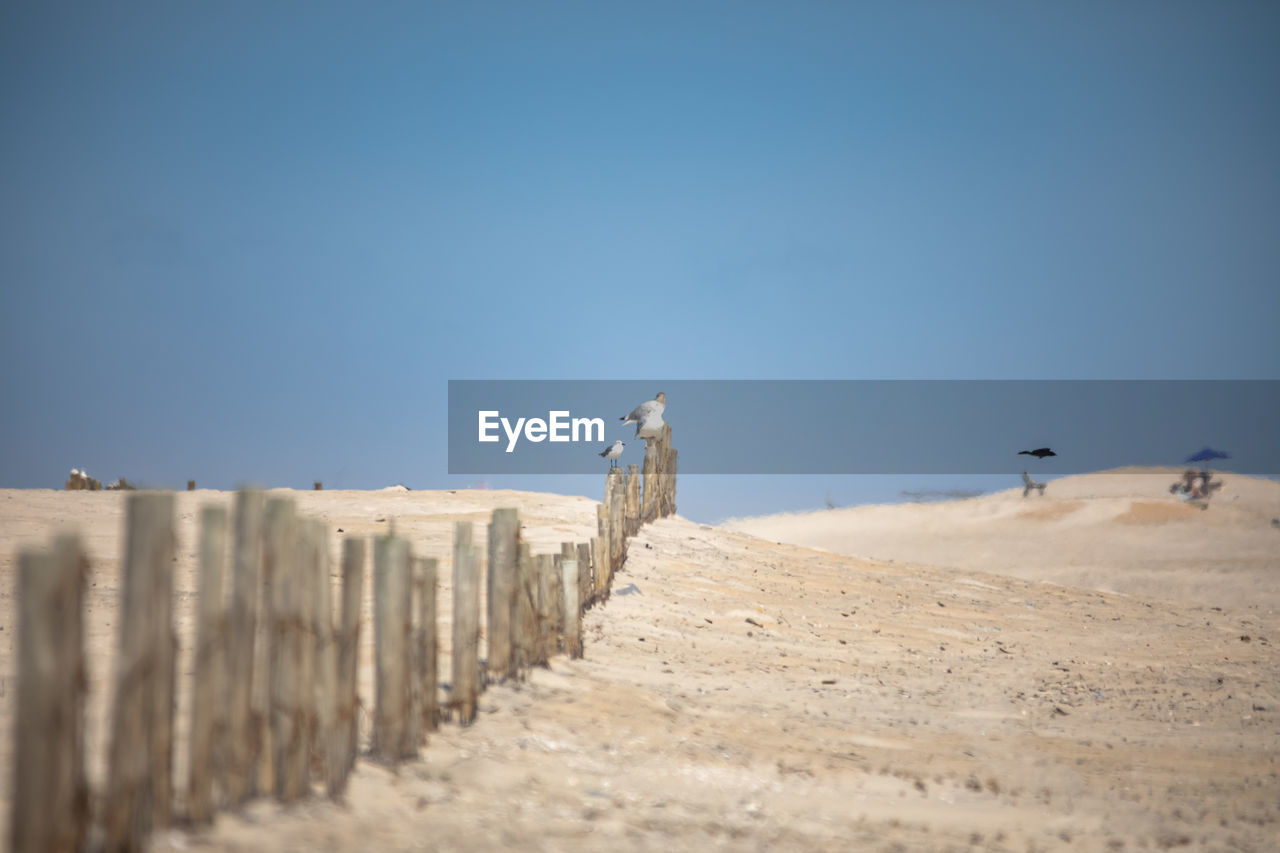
[1018, 447, 1057, 460]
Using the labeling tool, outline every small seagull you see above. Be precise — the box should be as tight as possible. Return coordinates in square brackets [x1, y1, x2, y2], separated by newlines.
[1018, 447, 1057, 460]
[599, 440, 625, 468]
[621, 392, 666, 440]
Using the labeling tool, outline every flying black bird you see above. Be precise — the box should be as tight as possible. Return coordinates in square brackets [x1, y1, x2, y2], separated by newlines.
[1018, 447, 1057, 460]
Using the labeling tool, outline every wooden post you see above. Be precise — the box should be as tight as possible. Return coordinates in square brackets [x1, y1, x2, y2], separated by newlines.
[535, 554, 557, 664]
[608, 470, 626, 581]
[624, 464, 641, 537]
[188, 480, 196, 491]
[486, 508, 518, 682]
[188, 506, 228, 824]
[642, 439, 660, 524]
[267, 498, 311, 802]
[12, 536, 88, 853]
[576, 542, 592, 616]
[413, 557, 439, 738]
[452, 523, 480, 725]
[594, 502, 609, 600]
[314, 481, 323, 490]
[335, 537, 365, 789]
[372, 535, 411, 762]
[306, 519, 342, 797]
[104, 492, 176, 848]
[664, 447, 678, 518]
[562, 556, 582, 659]
[224, 489, 263, 803]
[513, 542, 536, 675]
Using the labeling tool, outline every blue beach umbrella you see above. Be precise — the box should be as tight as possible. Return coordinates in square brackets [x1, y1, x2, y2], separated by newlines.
[1184, 447, 1230, 465]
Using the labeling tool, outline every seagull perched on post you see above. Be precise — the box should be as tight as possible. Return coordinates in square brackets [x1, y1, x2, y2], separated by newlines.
[599, 440, 625, 468]
[621, 392, 666, 440]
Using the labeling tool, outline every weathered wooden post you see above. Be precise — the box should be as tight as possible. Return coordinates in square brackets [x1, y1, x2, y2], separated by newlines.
[642, 438, 660, 523]
[267, 498, 312, 802]
[562, 555, 582, 659]
[594, 502, 609, 600]
[105, 491, 177, 848]
[664, 446, 678, 517]
[487, 508, 519, 682]
[576, 542, 592, 615]
[224, 489, 263, 803]
[535, 553, 557, 664]
[188, 506, 228, 824]
[223, 491, 262, 799]
[608, 469, 626, 580]
[413, 557, 439, 738]
[624, 464, 641, 537]
[452, 523, 480, 725]
[12, 535, 88, 853]
[335, 537, 365, 787]
[314, 481, 323, 491]
[513, 542, 537, 674]
[372, 535, 411, 762]
[305, 519, 341, 797]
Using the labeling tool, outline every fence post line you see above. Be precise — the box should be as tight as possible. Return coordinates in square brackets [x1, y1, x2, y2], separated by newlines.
[372, 535, 411, 762]
[414, 557, 440, 737]
[188, 506, 228, 824]
[12, 536, 89, 853]
[487, 508, 518, 682]
[334, 536, 365, 793]
[104, 491, 176, 848]
[453, 522, 481, 725]
[224, 489, 263, 803]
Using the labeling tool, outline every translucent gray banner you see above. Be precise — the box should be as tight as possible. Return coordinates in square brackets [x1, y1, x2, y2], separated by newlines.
[447, 380, 1280, 475]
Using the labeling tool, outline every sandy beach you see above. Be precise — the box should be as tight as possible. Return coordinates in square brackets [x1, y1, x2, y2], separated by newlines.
[2, 469, 1278, 851]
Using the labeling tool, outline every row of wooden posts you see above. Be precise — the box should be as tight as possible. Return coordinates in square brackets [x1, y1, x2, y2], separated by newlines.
[13, 429, 677, 853]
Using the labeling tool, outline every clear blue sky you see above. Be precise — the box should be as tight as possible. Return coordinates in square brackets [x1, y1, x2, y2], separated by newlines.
[3, 2, 1277, 521]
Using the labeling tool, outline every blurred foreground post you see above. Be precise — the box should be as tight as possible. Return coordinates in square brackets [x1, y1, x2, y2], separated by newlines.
[266, 498, 313, 802]
[306, 518, 341, 797]
[372, 535, 412, 762]
[487, 508, 519, 682]
[562, 556, 582, 658]
[188, 506, 228, 824]
[335, 537, 366, 788]
[224, 489, 263, 803]
[452, 522, 480, 724]
[413, 557, 439, 738]
[513, 542, 537, 674]
[12, 536, 88, 853]
[105, 492, 177, 848]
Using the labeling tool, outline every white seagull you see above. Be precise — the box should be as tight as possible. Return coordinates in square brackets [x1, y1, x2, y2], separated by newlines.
[599, 440, 625, 468]
[620, 392, 666, 440]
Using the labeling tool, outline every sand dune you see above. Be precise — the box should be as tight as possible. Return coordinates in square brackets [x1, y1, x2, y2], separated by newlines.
[2, 481, 1278, 850]
[724, 468, 1280, 612]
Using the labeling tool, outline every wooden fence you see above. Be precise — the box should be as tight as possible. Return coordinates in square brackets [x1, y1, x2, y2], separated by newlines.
[11, 429, 677, 852]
